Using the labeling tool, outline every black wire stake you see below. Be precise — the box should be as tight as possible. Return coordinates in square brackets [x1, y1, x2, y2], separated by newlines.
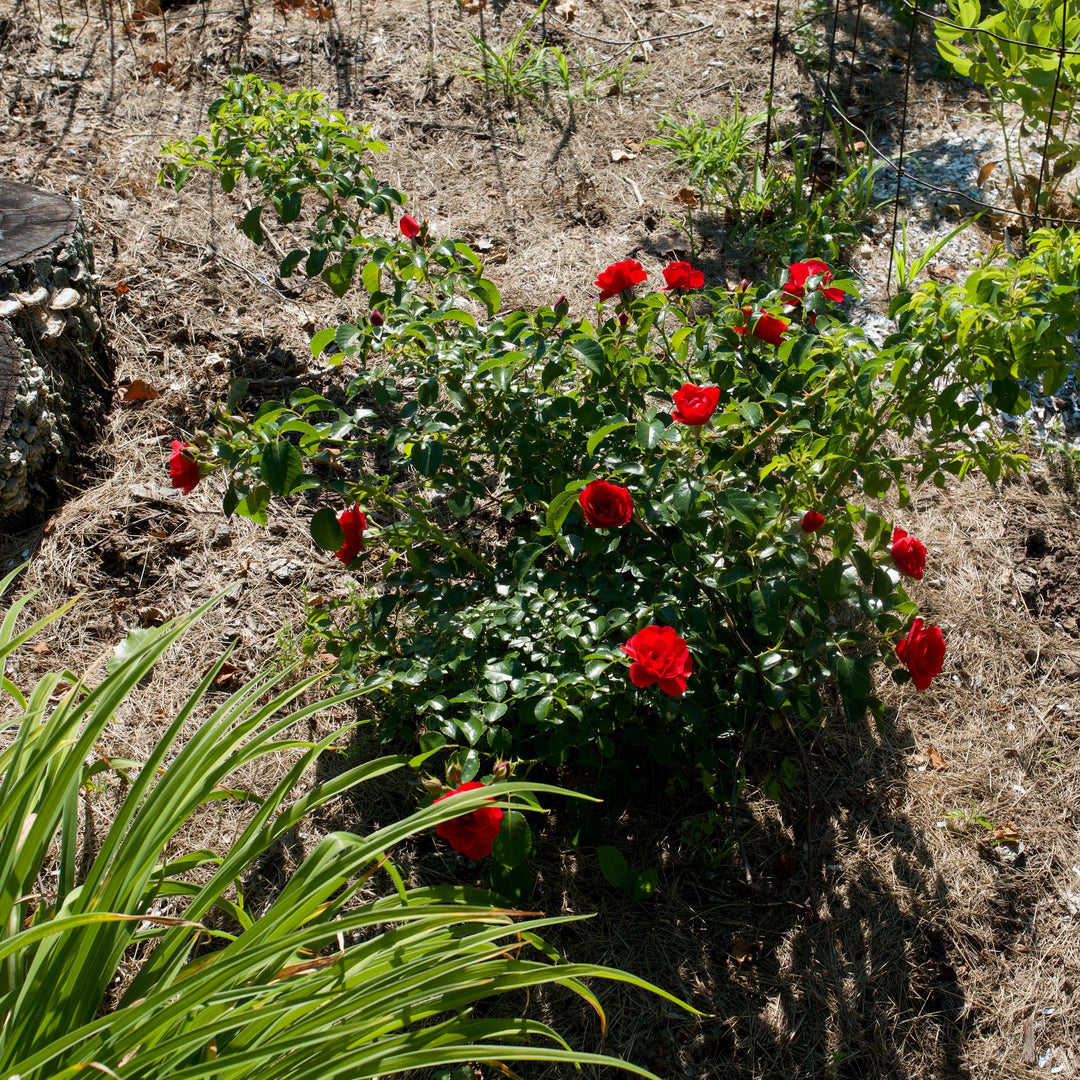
[762, 0, 784, 171]
[812, 0, 845, 194]
[843, 0, 865, 113]
[885, 0, 921, 298]
[1032, 0, 1069, 227]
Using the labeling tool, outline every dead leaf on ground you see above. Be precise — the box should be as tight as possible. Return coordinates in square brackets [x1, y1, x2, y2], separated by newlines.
[555, 0, 578, 18]
[772, 846, 799, 883]
[670, 186, 699, 207]
[32, 642, 51, 655]
[928, 264, 957, 282]
[460, 0, 486, 11]
[730, 940, 757, 965]
[610, 148, 637, 162]
[926, 744, 947, 770]
[977, 160, 998, 188]
[121, 379, 160, 402]
[624, 139, 643, 153]
[992, 822, 1020, 843]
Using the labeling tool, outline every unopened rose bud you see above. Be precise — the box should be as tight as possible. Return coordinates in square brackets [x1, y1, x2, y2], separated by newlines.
[739, 278, 750, 294]
[420, 774, 448, 796]
[369, 308, 385, 327]
[553, 295, 569, 319]
[446, 760, 463, 788]
[618, 311, 629, 328]
[492, 760, 513, 782]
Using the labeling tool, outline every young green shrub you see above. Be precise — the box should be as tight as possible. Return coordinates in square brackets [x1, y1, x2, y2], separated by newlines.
[935, 0, 1080, 215]
[0, 566, 690, 1080]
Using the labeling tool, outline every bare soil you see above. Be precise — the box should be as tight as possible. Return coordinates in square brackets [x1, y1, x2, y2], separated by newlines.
[2, 0, 1080, 1076]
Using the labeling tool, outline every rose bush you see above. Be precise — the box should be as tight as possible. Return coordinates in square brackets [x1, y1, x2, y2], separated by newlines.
[162, 83, 1034, 799]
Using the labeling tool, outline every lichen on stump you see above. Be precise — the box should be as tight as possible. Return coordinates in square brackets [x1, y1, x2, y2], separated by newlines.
[0, 180, 113, 520]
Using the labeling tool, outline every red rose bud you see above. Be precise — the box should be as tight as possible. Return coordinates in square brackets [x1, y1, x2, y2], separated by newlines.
[896, 618, 946, 691]
[672, 383, 721, 426]
[553, 295, 569, 318]
[784, 258, 844, 304]
[334, 504, 367, 564]
[595, 258, 647, 301]
[369, 308, 385, 327]
[617, 311, 629, 328]
[169, 440, 201, 494]
[662, 260, 705, 291]
[492, 760, 513, 782]
[622, 625, 693, 697]
[800, 510, 826, 532]
[890, 526, 927, 580]
[433, 781, 504, 859]
[399, 213, 421, 239]
[578, 479, 634, 528]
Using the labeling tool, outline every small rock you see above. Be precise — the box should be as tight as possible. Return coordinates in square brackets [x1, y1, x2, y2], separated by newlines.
[210, 523, 232, 548]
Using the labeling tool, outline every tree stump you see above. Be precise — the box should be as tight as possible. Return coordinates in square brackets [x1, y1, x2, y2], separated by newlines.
[0, 180, 113, 520]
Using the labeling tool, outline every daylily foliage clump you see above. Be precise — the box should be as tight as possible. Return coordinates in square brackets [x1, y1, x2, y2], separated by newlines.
[160, 76, 1038, 800]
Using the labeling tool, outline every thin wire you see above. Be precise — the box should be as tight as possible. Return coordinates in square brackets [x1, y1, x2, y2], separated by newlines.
[1032, 0, 1070, 224]
[762, 0, 783, 170]
[887, 0, 925, 297]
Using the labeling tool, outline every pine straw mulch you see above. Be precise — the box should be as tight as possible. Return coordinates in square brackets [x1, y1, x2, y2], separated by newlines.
[2, 0, 1080, 1076]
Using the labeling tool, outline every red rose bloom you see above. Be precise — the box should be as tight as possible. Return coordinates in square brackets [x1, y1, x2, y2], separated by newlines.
[784, 259, 844, 304]
[896, 618, 946, 691]
[800, 510, 826, 532]
[400, 213, 421, 239]
[434, 781, 504, 859]
[671, 383, 721, 426]
[734, 309, 789, 346]
[169, 440, 201, 494]
[890, 526, 927, 580]
[578, 479, 634, 528]
[662, 261, 705, 291]
[335, 505, 367, 564]
[595, 259, 647, 301]
[622, 625, 693, 697]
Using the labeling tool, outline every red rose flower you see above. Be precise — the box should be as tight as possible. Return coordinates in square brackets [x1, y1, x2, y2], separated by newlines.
[434, 781, 504, 859]
[662, 261, 705, 291]
[400, 213, 421, 239]
[595, 259, 647, 301]
[622, 625, 693, 697]
[800, 510, 826, 532]
[578, 479, 634, 528]
[169, 440, 201, 494]
[784, 259, 844, 304]
[890, 526, 926, 580]
[896, 618, 946, 691]
[335, 505, 367, 564]
[734, 309, 788, 346]
[671, 383, 721, 426]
